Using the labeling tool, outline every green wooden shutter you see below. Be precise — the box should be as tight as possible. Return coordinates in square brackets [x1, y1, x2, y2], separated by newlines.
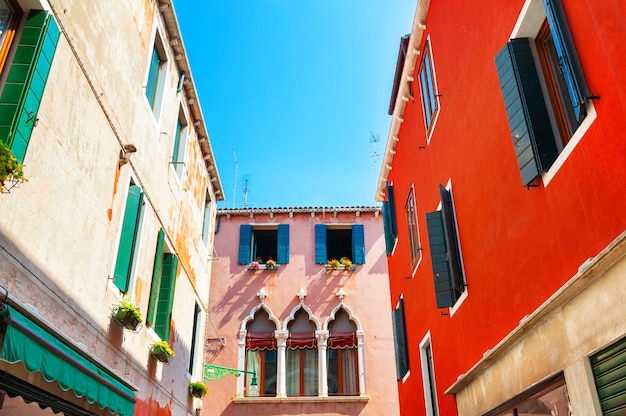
[495, 39, 558, 186]
[147, 228, 165, 326]
[383, 201, 395, 256]
[352, 224, 365, 264]
[590, 337, 626, 415]
[426, 210, 455, 308]
[543, 0, 587, 123]
[315, 224, 326, 264]
[154, 253, 178, 340]
[145, 47, 160, 108]
[387, 183, 398, 238]
[392, 297, 410, 380]
[277, 224, 289, 264]
[0, 10, 60, 163]
[439, 185, 464, 294]
[238, 225, 252, 264]
[113, 185, 143, 292]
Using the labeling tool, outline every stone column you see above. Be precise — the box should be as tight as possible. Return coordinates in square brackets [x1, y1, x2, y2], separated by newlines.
[236, 330, 247, 397]
[275, 330, 289, 398]
[356, 329, 366, 396]
[316, 330, 329, 397]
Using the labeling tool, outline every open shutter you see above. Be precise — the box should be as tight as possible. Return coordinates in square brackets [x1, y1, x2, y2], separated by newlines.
[426, 210, 455, 308]
[352, 224, 365, 264]
[145, 47, 160, 108]
[147, 228, 165, 326]
[439, 186, 464, 293]
[543, 0, 586, 122]
[238, 225, 252, 264]
[113, 185, 143, 292]
[154, 253, 178, 341]
[387, 183, 398, 238]
[0, 10, 60, 162]
[392, 297, 409, 380]
[383, 201, 394, 255]
[591, 337, 626, 415]
[315, 224, 326, 264]
[495, 39, 558, 186]
[277, 224, 289, 264]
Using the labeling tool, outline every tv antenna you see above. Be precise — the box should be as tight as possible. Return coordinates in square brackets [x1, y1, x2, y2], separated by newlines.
[242, 174, 251, 207]
[232, 150, 238, 208]
[370, 132, 380, 179]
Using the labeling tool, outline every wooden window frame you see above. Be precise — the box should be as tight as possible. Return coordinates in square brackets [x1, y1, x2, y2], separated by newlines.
[405, 188, 421, 271]
[0, 0, 21, 74]
[418, 41, 440, 137]
[327, 347, 359, 396]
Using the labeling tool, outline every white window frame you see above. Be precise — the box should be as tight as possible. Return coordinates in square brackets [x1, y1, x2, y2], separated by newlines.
[419, 331, 439, 416]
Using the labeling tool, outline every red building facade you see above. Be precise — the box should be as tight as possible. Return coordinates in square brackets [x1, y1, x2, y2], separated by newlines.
[378, 0, 626, 415]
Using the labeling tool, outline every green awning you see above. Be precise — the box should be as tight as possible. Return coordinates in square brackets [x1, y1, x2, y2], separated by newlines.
[0, 305, 135, 416]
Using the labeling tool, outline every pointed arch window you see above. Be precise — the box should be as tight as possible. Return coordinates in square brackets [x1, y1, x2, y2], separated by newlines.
[327, 309, 359, 396]
[286, 309, 318, 397]
[245, 309, 277, 397]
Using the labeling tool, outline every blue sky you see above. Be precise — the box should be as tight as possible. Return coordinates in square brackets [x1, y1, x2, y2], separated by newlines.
[175, 1, 416, 208]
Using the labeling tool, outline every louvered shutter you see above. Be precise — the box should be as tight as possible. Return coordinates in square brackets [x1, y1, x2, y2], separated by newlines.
[113, 185, 143, 292]
[154, 253, 178, 340]
[383, 201, 395, 255]
[439, 186, 464, 293]
[387, 183, 398, 238]
[590, 337, 626, 415]
[426, 210, 455, 308]
[238, 225, 252, 264]
[352, 224, 365, 264]
[0, 10, 60, 162]
[277, 224, 289, 264]
[145, 47, 160, 108]
[495, 39, 558, 186]
[543, 0, 586, 122]
[392, 298, 409, 380]
[147, 228, 165, 326]
[314, 224, 326, 264]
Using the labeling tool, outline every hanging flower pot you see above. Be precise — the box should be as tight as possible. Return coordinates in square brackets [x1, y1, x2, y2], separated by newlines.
[189, 381, 208, 398]
[0, 141, 26, 194]
[150, 341, 175, 363]
[111, 298, 142, 331]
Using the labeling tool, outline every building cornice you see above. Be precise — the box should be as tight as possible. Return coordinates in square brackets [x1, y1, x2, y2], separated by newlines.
[217, 206, 381, 216]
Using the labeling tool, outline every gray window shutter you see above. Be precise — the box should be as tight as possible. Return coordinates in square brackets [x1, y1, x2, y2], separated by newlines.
[426, 210, 455, 308]
[392, 297, 410, 380]
[439, 186, 464, 293]
[495, 38, 558, 186]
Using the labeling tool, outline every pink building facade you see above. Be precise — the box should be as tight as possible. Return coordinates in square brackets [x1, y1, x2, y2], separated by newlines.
[203, 207, 400, 416]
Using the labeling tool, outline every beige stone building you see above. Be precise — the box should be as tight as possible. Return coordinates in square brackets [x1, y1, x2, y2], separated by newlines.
[0, 0, 222, 415]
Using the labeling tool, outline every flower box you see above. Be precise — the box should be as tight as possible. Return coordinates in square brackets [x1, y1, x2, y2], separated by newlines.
[0, 141, 26, 194]
[150, 341, 175, 363]
[111, 298, 142, 331]
[325, 257, 356, 271]
[189, 381, 208, 398]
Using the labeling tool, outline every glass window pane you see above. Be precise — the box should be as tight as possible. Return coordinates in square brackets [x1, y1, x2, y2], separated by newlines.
[516, 383, 569, 416]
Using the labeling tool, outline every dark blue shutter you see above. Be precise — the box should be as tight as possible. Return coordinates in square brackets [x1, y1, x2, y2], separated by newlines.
[315, 224, 326, 264]
[387, 183, 398, 238]
[383, 201, 395, 256]
[392, 297, 410, 380]
[426, 210, 455, 308]
[495, 39, 558, 186]
[238, 225, 252, 264]
[277, 224, 289, 264]
[352, 224, 365, 264]
[439, 186, 464, 293]
[113, 185, 143, 292]
[543, 0, 586, 122]
[0, 10, 60, 163]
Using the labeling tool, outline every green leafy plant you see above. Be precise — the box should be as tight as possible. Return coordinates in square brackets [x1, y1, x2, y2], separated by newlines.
[265, 257, 278, 271]
[0, 141, 25, 190]
[112, 297, 142, 330]
[326, 258, 341, 269]
[189, 381, 208, 398]
[150, 340, 175, 363]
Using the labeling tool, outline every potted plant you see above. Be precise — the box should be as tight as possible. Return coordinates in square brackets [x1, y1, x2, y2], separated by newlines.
[248, 261, 260, 270]
[150, 340, 175, 363]
[189, 381, 208, 398]
[265, 257, 278, 271]
[340, 257, 355, 271]
[111, 297, 142, 331]
[326, 258, 341, 269]
[0, 141, 26, 193]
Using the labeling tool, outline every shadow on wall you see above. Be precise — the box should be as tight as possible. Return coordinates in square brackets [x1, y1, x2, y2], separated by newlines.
[219, 400, 368, 416]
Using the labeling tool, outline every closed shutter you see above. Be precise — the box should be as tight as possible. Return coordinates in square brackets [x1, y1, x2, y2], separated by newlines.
[315, 224, 326, 264]
[0, 10, 60, 163]
[113, 185, 143, 292]
[147, 228, 165, 326]
[277, 224, 289, 264]
[439, 186, 464, 293]
[543, 0, 586, 122]
[495, 38, 558, 186]
[238, 225, 252, 264]
[154, 253, 178, 341]
[352, 224, 365, 264]
[426, 210, 455, 308]
[392, 297, 409, 380]
[590, 337, 626, 415]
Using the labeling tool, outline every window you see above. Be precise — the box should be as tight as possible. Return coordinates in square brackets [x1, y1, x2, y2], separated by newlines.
[406, 187, 422, 271]
[201, 191, 212, 246]
[145, 38, 167, 117]
[171, 110, 187, 179]
[484, 373, 570, 416]
[590, 336, 626, 415]
[286, 309, 318, 397]
[238, 224, 289, 265]
[418, 40, 440, 137]
[392, 296, 410, 381]
[0, 8, 60, 163]
[419, 334, 439, 416]
[425, 185, 465, 309]
[315, 224, 365, 265]
[113, 183, 145, 293]
[382, 182, 398, 255]
[327, 309, 358, 396]
[188, 302, 201, 374]
[495, 0, 590, 186]
[245, 309, 277, 397]
[146, 228, 179, 341]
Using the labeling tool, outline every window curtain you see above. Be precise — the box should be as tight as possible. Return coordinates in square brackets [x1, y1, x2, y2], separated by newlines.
[341, 348, 358, 395]
[286, 332, 318, 396]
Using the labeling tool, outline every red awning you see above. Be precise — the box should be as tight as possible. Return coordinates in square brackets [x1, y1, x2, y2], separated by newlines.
[246, 332, 276, 350]
[328, 332, 357, 349]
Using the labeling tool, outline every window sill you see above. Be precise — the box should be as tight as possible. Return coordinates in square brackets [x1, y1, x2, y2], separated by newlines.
[324, 265, 356, 272]
[247, 264, 280, 272]
[233, 395, 369, 404]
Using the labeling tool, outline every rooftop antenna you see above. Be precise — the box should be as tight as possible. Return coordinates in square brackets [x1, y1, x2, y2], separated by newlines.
[370, 132, 380, 180]
[232, 150, 238, 208]
[242, 174, 251, 207]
